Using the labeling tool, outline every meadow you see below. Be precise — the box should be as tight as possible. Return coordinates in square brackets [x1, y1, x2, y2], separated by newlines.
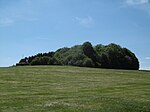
[0, 66, 150, 112]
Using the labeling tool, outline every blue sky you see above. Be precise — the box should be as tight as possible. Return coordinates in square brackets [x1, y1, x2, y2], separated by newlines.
[0, 0, 150, 70]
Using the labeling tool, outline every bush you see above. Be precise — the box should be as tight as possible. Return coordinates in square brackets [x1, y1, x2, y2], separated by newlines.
[82, 58, 95, 67]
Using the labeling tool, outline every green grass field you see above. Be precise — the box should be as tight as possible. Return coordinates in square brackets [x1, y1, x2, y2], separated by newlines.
[0, 66, 150, 112]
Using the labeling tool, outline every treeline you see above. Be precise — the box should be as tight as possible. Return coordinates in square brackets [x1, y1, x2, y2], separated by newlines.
[17, 42, 139, 70]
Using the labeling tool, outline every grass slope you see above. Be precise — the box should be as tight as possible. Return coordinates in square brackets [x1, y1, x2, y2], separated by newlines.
[0, 66, 150, 112]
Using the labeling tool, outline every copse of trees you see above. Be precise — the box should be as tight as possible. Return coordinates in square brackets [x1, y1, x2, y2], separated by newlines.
[16, 42, 139, 70]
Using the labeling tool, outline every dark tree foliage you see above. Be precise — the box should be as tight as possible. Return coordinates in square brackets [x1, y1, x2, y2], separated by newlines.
[17, 42, 139, 70]
[82, 42, 94, 58]
[82, 42, 98, 66]
[94, 43, 139, 70]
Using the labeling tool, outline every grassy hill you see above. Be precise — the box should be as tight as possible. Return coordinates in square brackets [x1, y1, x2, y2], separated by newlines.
[0, 66, 150, 112]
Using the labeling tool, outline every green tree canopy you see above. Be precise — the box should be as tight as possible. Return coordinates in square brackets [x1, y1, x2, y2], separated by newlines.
[17, 42, 139, 70]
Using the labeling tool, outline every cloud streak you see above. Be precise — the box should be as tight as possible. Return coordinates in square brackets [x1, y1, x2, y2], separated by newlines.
[126, 0, 149, 5]
[123, 0, 150, 15]
[0, 18, 14, 27]
[75, 16, 94, 28]
[0, 0, 38, 27]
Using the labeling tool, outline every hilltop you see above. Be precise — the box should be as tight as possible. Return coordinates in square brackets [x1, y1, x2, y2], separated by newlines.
[17, 42, 139, 70]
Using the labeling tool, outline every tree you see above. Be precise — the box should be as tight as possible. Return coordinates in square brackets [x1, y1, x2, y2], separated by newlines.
[82, 58, 95, 67]
[30, 56, 50, 65]
[123, 48, 139, 70]
[82, 42, 97, 66]
[82, 42, 94, 58]
[105, 43, 123, 69]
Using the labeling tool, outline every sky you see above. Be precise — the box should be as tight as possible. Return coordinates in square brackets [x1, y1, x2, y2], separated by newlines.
[0, 0, 150, 70]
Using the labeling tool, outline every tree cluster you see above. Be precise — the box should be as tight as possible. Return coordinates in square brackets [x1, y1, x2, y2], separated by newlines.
[16, 42, 139, 70]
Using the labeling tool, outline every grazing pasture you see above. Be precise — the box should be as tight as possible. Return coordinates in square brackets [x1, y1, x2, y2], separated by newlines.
[0, 66, 150, 112]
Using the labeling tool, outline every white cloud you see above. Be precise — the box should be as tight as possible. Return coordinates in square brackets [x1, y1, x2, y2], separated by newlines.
[75, 16, 94, 28]
[0, 18, 14, 27]
[145, 57, 150, 60]
[0, 15, 38, 27]
[126, 0, 149, 5]
[123, 0, 150, 15]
